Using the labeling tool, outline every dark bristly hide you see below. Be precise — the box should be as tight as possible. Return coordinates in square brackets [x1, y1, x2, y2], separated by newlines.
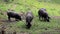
[7, 9, 22, 21]
[38, 8, 50, 22]
[26, 11, 34, 29]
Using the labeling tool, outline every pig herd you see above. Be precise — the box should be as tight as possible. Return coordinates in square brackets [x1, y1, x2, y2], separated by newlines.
[7, 8, 50, 29]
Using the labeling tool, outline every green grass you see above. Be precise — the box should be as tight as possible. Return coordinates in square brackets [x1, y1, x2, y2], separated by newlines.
[4, 17, 60, 34]
[0, 0, 60, 16]
[0, 0, 60, 34]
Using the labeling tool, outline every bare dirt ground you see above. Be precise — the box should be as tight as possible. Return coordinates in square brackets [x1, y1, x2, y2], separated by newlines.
[52, 16, 60, 19]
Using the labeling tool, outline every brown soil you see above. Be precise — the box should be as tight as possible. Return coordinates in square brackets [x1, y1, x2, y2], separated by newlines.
[52, 16, 60, 19]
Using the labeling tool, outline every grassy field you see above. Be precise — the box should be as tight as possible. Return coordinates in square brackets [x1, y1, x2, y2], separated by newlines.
[0, 0, 60, 16]
[0, 17, 60, 34]
[0, 0, 60, 34]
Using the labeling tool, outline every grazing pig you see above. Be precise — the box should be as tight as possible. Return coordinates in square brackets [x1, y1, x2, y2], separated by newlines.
[26, 11, 34, 29]
[38, 8, 50, 22]
[7, 9, 22, 21]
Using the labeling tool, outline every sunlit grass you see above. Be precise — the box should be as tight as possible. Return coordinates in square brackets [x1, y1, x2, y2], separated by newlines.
[0, 0, 60, 34]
